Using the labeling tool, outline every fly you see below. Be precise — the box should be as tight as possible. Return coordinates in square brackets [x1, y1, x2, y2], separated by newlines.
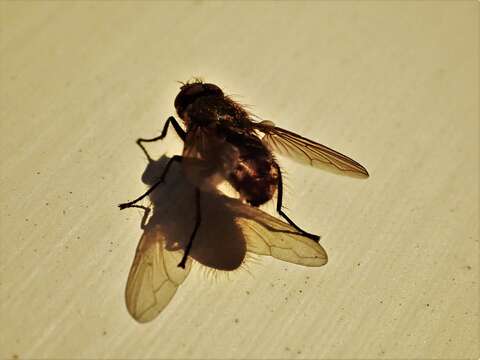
[119, 79, 369, 269]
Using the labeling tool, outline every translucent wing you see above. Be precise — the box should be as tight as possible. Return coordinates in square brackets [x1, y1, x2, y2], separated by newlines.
[125, 225, 192, 323]
[181, 126, 240, 189]
[224, 199, 327, 266]
[255, 121, 369, 178]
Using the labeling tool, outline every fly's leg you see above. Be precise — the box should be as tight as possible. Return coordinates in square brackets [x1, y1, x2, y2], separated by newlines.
[118, 155, 182, 209]
[274, 163, 320, 242]
[120, 116, 185, 207]
[137, 116, 186, 161]
[178, 188, 201, 269]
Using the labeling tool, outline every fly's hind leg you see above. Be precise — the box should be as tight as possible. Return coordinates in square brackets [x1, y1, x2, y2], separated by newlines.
[118, 155, 182, 209]
[137, 116, 186, 161]
[274, 163, 320, 242]
[178, 188, 201, 269]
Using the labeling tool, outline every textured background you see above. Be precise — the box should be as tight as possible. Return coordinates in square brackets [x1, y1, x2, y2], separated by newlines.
[0, 2, 478, 359]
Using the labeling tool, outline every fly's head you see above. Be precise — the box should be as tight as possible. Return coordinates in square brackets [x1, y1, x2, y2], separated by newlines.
[174, 80, 223, 121]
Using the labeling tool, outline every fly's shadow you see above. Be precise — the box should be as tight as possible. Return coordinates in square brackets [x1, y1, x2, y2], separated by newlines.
[138, 154, 248, 271]
[123, 147, 328, 322]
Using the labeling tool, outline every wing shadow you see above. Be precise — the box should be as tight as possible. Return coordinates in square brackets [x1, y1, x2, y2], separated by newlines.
[123, 150, 327, 322]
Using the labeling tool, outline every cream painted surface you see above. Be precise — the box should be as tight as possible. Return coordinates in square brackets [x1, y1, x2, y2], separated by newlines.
[0, 2, 478, 359]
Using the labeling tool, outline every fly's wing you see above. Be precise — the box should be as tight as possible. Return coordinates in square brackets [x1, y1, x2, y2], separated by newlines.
[255, 121, 369, 178]
[182, 126, 208, 160]
[181, 126, 240, 188]
[224, 199, 327, 266]
[125, 226, 192, 323]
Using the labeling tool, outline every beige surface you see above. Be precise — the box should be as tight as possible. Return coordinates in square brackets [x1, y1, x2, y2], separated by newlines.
[0, 2, 478, 359]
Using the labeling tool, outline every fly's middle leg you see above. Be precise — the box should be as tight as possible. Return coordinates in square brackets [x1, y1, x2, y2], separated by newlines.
[118, 155, 182, 209]
[274, 163, 320, 242]
[178, 188, 201, 269]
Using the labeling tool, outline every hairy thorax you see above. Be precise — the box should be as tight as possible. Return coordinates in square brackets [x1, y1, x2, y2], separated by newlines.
[183, 95, 280, 207]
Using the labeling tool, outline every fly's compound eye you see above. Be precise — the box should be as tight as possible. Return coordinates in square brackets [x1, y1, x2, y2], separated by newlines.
[175, 82, 223, 117]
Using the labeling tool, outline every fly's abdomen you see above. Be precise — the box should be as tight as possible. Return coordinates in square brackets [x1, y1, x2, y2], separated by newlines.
[229, 157, 279, 207]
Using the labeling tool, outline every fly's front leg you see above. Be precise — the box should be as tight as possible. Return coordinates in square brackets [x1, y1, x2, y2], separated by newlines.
[137, 116, 186, 161]
[274, 163, 320, 242]
[178, 188, 201, 269]
[118, 155, 182, 209]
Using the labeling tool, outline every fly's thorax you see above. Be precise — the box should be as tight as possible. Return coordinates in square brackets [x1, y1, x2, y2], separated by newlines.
[185, 95, 248, 127]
